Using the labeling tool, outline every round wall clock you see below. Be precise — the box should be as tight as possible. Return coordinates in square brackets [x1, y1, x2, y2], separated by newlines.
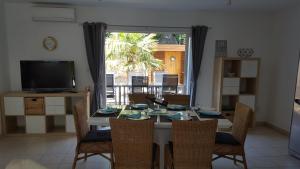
[43, 36, 57, 51]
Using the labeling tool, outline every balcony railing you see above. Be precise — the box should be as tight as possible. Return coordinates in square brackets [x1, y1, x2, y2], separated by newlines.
[106, 85, 185, 105]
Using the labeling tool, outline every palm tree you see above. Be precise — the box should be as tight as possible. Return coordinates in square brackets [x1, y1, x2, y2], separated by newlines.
[105, 33, 162, 83]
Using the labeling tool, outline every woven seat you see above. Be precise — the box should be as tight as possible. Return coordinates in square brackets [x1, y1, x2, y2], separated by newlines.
[72, 102, 113, 169]
[163, 94, 190, 106]
[213, 102, 252, 169]
[165, 120, 217, 169]
[110, 119, 159, 169]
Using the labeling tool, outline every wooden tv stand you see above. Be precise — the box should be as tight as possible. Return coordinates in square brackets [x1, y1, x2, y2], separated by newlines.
[0, 91, 90, 135]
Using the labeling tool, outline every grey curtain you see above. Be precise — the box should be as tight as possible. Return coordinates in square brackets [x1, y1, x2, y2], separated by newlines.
[190, 26, 208, 106]
[83, 22, 107, 114]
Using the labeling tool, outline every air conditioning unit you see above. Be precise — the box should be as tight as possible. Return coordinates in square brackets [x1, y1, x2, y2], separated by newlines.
[32, 6, 76, 22]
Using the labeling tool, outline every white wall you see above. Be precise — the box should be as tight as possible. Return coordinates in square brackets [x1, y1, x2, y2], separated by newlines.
[267, 6, 300, 131]
[0, 0, 9, 135]
[5, 3, 275, 122]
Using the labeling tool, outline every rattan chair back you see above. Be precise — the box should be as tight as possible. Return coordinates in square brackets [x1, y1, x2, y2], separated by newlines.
[232, 103, 252, 145]
[172, 120, 217, 169]
[110, 119, 155, 169]
[74, 102, 89, 142]
[128, 93, 154, 104]
[163, 94, 190, 106]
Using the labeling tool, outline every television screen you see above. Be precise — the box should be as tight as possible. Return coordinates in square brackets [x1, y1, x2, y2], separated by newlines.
[20, 61, 76, 92]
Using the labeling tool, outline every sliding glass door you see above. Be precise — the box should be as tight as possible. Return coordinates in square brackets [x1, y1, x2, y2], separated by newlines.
[104, 29, 191, 104]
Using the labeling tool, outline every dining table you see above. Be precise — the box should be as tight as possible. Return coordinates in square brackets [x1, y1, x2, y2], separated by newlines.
[88, 104, 233, 169]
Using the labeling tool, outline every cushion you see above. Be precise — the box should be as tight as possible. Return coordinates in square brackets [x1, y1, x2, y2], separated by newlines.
[81, 130, 112, 143]
[215, 132, 240, 145]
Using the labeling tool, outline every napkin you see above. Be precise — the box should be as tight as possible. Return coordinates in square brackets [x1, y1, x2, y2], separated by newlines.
[167, 104, 186, 111]
[131, 104, 148, 110]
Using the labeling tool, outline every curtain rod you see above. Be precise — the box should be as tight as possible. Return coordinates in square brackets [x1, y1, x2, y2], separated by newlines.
[78, 23, 212, 30]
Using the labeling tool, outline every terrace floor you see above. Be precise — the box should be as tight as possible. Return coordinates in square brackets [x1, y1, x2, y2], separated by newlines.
[0, 126, 299, 169]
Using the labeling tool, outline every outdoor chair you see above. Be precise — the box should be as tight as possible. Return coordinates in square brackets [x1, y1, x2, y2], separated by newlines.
[131, 76, 149, 93]
[162, 74, 178, 94]
[106, 74, 115, 99]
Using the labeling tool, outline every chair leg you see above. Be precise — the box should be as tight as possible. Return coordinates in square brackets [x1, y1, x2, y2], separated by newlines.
[242, 153, 248, 169]
[110, 152, 114, 169]
[72, 150, 79, 169]
[233, 155, 237, 165]
[84, 153, 87, 161]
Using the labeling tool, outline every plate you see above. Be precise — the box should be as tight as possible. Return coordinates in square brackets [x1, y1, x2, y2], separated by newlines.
[96, 108, 116, 114]
[167, 104, 186, 110]
[128, 115, 151, 121]
[131, 104, 148, 110]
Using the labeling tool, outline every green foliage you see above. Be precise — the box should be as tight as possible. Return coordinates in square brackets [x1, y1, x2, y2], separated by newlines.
[175, 34, 187, 45]
[153, 33, 186, 45]
[105, 33, 162, 73]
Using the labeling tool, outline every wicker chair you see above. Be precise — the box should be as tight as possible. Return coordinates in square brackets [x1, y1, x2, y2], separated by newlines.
[110, 119, 159, 169]
[165, 120, 218, 169]
[163, 94, 190, 106]
[72, 102, 113, 169]
[128, 93, 155, 104]
[213, 102, 252, 169]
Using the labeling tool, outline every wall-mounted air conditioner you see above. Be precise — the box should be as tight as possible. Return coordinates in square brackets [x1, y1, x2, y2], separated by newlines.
[32, 6, 76, 22]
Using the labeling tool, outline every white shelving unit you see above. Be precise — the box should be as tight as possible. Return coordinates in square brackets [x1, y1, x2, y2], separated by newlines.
[1, 91, 89, 135]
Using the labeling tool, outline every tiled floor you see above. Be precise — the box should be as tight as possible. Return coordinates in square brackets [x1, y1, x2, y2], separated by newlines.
[0, 126, 300, 169]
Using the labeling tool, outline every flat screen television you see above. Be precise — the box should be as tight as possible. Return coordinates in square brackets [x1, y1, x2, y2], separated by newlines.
[20, 61, 76, 92]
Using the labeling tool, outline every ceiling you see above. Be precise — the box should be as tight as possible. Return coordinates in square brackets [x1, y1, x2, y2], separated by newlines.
[6, 0, 300, 11]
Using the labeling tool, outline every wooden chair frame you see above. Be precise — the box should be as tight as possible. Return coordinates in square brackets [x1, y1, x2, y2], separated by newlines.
[72, 102, 114, 169]
[212, 102, 252, 169]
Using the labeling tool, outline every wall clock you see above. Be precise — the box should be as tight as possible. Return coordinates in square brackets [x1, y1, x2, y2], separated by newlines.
[43, 36, 57, 51]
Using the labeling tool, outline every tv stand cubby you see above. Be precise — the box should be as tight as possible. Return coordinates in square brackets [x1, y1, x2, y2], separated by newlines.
[1, 91, 90, 135]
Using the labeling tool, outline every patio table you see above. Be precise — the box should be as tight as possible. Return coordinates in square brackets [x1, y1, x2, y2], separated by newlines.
[88, 105, 232, 169]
